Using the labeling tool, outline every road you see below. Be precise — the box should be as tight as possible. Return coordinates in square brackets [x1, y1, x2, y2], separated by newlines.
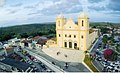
[24, 48, 90, 72]
[24, 48, 65, 72]
[90, 36, 104, 71]
[90, 36, 102, 53]
[14, 48, 52, 72]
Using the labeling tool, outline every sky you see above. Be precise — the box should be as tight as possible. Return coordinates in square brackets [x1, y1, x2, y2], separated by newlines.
[0, 0, 120, 27]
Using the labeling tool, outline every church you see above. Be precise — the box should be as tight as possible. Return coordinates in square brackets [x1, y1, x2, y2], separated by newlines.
[56, 12, 98, 51]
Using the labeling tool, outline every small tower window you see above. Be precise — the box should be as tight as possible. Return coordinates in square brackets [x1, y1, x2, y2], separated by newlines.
[82, 20, 84, 26]
[81, 35, 83, 39]
[59, 34, 61, 37]
[58, 21, 60, 26]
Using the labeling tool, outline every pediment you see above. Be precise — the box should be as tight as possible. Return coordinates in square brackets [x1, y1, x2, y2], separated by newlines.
[63, 18, 78, 30]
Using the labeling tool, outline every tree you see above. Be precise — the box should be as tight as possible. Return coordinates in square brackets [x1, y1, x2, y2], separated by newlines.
[20, 33, 28, 38]
[104, 49, 117, 61]
[100, 27, 109, 34]
[116, 44, 120, 52]
[1, 33, 12, 41]
[102, 35, 108, 45]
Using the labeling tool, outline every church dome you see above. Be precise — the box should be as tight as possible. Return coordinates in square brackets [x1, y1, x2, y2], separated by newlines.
[79, 12, 88, 18]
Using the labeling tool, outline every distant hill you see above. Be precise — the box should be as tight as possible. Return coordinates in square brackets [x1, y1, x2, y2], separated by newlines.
[0, 23, 56, 34]
[0, 23, 56, 41]
[0, 22, 120, 41]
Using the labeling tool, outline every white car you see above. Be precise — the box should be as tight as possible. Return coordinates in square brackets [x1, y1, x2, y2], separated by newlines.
[107, 66, 113, 69]
[115, 61, 119, 65]
[33, 58, 39, 62]
[46, 69, 51, 72]
[31, 65, 35, 68]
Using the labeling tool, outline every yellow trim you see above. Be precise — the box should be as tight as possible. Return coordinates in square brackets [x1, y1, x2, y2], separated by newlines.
[56, 29, 89, 31]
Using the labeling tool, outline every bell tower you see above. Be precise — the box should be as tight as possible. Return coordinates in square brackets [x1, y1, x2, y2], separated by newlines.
[78, 12, 89, 51]
[56, 13, 65, 47]
[78, 12, 89, 30]
[56, 14, 65, 30]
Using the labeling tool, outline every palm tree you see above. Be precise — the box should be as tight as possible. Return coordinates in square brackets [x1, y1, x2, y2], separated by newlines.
[116, 44, 120, 52]
[102, 35, 108, 45]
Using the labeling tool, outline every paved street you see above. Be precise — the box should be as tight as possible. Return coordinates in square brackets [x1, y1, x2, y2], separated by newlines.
[24, 48, 90, 72]
[90, 36, 104, 71]
[24, 48, 64, 72]
[90, 36, 102, 53]
[14, 47, 53, 72]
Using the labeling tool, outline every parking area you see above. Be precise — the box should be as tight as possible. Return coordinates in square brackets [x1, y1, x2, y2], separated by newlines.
[0, 47, 53, 72]
[13, 46, 54, 72]
[90, 36, 120, 72]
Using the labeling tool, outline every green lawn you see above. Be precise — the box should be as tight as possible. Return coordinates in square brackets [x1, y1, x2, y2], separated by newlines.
[84, 54, 99, 72]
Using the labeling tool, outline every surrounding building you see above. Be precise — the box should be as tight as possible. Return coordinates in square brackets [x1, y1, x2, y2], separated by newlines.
[0, 57, 32, 72]
[20, 36, 48, 49]
[8, 38, 20, 46]
[56, 12, 98, 51]
[46, 38, 57, 48]
[0, 44, 7, 56]
[5, 47, 14, 56]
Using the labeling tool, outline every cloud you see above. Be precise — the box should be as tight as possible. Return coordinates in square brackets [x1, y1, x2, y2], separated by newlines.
[0, 0, 5, 7]
[8, 10, 18, 14]
[10, 3, 23, 7]
[41, 0, 82, 15]
[88, 0, 104, 3]
[0, 0, 120, 27]
[87, 0, 110, 12]
[27, 10, 42, 15]
[107, 0, 120, 11]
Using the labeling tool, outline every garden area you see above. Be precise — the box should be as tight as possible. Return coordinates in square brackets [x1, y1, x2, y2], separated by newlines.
[84, 54, 98, 72]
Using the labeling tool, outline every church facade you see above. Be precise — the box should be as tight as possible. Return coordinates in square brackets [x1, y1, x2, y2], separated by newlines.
[56, 13, 98, 51]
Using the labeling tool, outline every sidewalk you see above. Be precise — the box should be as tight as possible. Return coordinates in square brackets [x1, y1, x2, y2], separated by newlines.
[42, 47, 85, 63]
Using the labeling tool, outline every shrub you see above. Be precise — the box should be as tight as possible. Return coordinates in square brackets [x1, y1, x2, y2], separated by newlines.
[104, 49, 117, 61]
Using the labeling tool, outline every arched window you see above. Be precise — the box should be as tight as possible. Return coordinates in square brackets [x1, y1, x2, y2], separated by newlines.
[64, 42, 67, 47]
[69, 42, 72, 48]
[82, 20, 84, 26]
[74, 43, 77, 49]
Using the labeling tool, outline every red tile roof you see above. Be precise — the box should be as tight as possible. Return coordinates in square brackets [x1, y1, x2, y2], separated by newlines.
[21, 40, 32, 43]
[32, 36, 41, 40]
[5, 47, 14, 53]
[36, 40, 47, 44]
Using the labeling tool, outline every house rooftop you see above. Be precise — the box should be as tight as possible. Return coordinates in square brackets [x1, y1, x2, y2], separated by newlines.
[32, 36, 48, 41]
[0, 58, 31, 71]
[5, 47, 14, 55]
[32, 36, 41, 40]
[21, 40, 32, 43]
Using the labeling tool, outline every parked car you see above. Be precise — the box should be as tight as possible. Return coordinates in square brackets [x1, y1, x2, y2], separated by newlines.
[38, 61, 42, 65]
[96, 57, 102, 61]
[33, 58, 39, 62]
[41, 64, 47, 70]
[113, 69, 119, 72]
[52, 61, 56, 65]
[29, 61, 33, 65]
